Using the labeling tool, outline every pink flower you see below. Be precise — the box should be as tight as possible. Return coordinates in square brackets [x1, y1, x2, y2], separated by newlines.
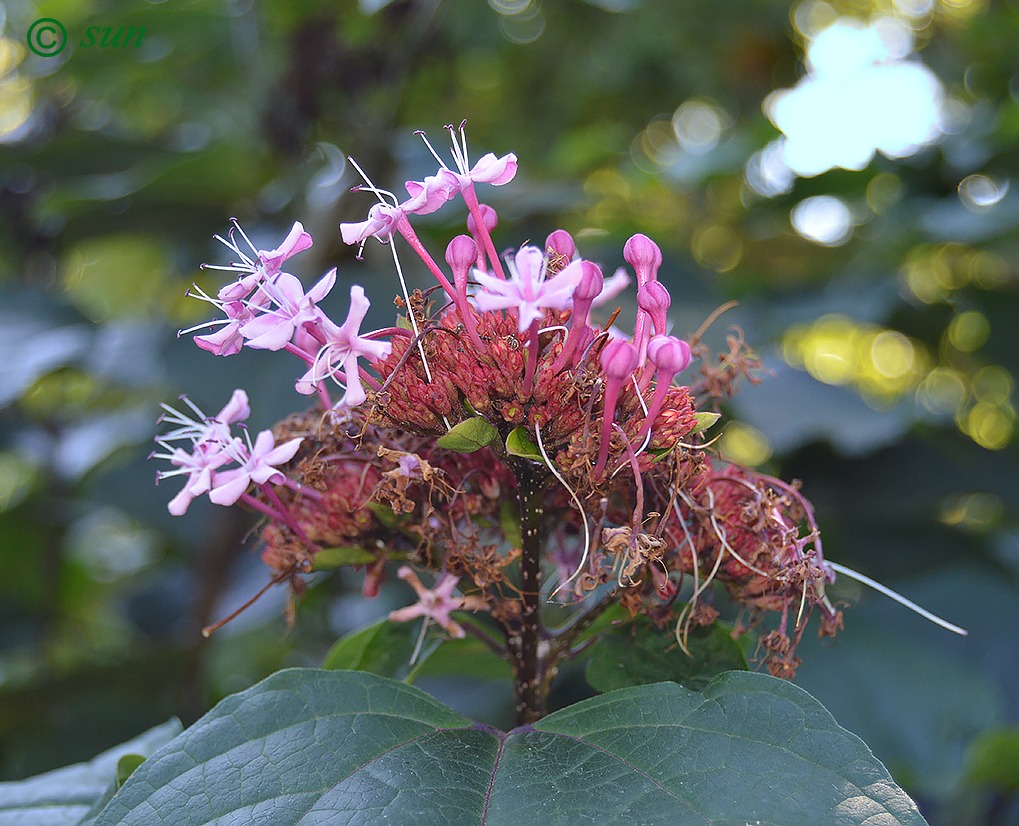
[239, 268, 337, 351]
[415, 123, 518, 192]
[340, 202, 405, 247]
[388, 567, 488, 639]
[295, 285, 392, 407]
[474, 246, 584, 332]
[208, 430, 303, 506]
[153, 390, 303, 514]
[153, 391, 253, 515]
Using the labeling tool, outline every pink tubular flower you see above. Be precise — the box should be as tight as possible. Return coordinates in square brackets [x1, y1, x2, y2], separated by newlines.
[416, 122, 518, 191]
[339, 202, 405, 248]
[388, 566, 488, 639]
[295, 285, 392, 407]
[239, 268, 337, 351]
[635, 335, 692, 444]
[153, 391, 251, 515]
[594, 339, 640, 476]
[474, 246, 583, 333]
[208, 429, 303, 506]
[153, 390, 304, 515]
[186, 221, 316, 355]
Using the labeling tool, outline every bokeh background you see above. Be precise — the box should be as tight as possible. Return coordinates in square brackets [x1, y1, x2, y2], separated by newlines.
[2, 0, 1018, 822]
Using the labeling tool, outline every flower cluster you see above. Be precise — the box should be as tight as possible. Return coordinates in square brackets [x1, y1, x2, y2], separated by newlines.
[152, 390, 303, 517]
[157, 122, 861, 685]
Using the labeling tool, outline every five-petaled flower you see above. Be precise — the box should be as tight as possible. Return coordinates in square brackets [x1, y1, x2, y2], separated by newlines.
[388, 566, 488, 639]
[474, 246, 584, 333]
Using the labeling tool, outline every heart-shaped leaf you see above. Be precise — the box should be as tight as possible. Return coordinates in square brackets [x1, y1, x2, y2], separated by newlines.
[436, 416, 498, 452]
[93, 669, 928, 826]
[585, 617, 748, 692]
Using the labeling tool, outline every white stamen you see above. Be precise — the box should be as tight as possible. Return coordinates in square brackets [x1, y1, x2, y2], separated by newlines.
[827, 561, 968, 635]
[536, 422, 592, 600]
[347, 156, 399, 207]
[415, 130, 450, 171]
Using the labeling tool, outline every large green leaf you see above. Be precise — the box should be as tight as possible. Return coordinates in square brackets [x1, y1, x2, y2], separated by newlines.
[92, 669, 927, 826]
[585, 617, 748, 692]
[0, 719, 182, 826]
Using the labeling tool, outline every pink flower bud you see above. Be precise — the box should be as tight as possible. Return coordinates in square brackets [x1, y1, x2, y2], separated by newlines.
[545, 229, 576, 262]
[647, 334, 691, 375]
[600, 339, 640, 380]
[466, 204, 498, 236]
[623, 233, 662, 288]
[574, 261, 604, 303]
[551, 261, 603, 373]
[444, 235, 485, 352]
[445, 235, 478, 293]
[637, 281, 671, 337]
[636, 335, 692, 444]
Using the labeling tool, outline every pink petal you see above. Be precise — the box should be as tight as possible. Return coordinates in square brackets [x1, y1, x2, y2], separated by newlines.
[240, 315, 295, 351]
[167, 486, 195, 516]
[469, 152, 518, 186]
[260, 222, 313, 273]
[215, 389, 250, 425]
[307, 268, 337, 304]
[194, 324, 244, 356]
[208, 469, 251, 506]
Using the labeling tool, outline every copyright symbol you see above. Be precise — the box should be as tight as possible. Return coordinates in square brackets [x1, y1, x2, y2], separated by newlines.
[27, 18, 67, 57]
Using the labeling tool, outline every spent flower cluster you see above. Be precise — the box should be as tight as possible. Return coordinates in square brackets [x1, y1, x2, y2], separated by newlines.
[155, 122, 965, 723]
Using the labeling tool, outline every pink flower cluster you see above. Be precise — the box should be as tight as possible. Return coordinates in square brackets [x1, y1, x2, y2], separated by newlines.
[152, 390, 302, 516]
[185, 221, 392, 411]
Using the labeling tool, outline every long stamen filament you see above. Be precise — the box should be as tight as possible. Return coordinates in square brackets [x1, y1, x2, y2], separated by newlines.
[826, 561, 968, 635]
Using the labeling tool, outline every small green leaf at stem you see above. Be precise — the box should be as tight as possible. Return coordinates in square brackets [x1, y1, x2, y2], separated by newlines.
[115, 754, 146, 789]
[691, 411, 721, 433]
[436, 416, 498, 452]
[322, 618, 443, 682]
[505, 425, 544, 462]
[584, 617, 747, 692]
[311, 546, 377, 570]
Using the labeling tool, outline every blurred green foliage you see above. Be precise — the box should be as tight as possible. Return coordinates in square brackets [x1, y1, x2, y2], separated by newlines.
[1, 0, 1018, 822]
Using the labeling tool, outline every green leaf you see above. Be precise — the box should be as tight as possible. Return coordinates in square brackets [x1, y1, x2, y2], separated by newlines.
[310, 545, 377, 571]
[963, 725, 1019, 790]
[691, 411, 721, 432]
[585, 617, 748, 692]
[505, 425, 543, 462]
[93, 669, 928, 826]
[414, 635, 512, 680]
[435, 416, 498, 452]
[114, 755, 145, 790]
[0, 719, 181, 826]
[321, 618, 442, 681]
